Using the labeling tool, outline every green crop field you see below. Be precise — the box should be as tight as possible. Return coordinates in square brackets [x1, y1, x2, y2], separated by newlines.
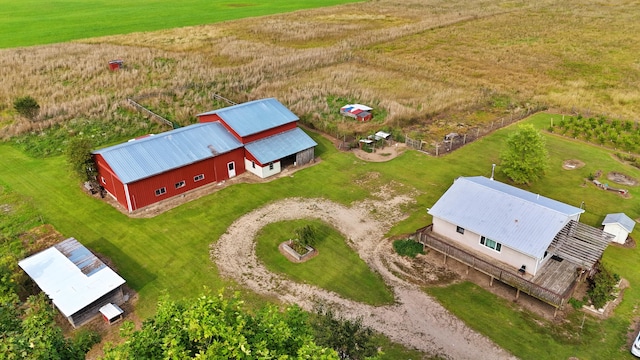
[0, 0, 360, 48]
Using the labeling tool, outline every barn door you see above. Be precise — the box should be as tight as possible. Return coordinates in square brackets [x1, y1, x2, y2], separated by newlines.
[227, 161, 236, 178]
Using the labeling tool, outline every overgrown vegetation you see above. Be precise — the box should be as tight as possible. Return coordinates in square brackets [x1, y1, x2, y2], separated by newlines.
[0, 185, 100, 359]
[4, 0, 640, 146]
[311, 303, 379, 360]
[102, 291, 338, 359]
[392, 239, 425, 258]
[587, 265, 620, 309]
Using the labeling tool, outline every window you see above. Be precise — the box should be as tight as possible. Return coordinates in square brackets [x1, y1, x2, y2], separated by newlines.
[175, 180, 185, 189]
[269, 163, 274, 170]
[456, 226, 465, 234]
[155, 187, 166, 196]
[101, 177, 106, 184]
[194, 174, 204, 182]
[251, 161, 256, 169]
[480, 236, 501, 252]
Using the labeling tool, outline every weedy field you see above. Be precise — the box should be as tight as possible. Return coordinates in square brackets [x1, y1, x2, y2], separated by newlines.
[1, 0, 639, 146]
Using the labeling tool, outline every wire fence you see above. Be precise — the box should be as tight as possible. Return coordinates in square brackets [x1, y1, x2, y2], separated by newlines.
[405, 106, 545, 156]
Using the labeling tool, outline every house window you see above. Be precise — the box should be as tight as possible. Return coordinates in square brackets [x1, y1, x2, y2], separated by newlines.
[194, 174, 204, 182]
[251, 161, 256, 169]
[155, 187, 166, 196]
[175, 180, 185, 189]
[456, 226, 465, 234]
[480, 236, 501, 252]
[269, 163, 274, 170]
[101, 177, 106, 185]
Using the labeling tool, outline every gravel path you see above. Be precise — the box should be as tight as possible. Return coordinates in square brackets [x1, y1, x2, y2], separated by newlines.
[211, 196, 516, 360]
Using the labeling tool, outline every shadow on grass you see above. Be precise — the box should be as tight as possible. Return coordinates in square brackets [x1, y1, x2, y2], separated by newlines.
[94, 237, 156, 291]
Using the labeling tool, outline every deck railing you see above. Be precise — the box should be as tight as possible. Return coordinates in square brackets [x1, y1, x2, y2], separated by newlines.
[415, 225, 572, 308]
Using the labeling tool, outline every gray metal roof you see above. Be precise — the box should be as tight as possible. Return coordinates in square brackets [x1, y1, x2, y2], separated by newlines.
[93, 122, 243, 184]
[197, 98, 298, 137]
[18, 238, 126, 317]
[602, 212, 636, 233]
[428, 176, 585, 258]
[244, 128, 316, 164]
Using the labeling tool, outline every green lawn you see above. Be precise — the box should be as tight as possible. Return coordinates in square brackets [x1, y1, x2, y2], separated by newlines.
[1, 113, 640, 358]
[0, 0, 361, 49]
[255, 219, 394, 306]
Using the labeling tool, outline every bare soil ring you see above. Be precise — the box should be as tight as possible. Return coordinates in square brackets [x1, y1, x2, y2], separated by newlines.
[211, 197, 515, 360]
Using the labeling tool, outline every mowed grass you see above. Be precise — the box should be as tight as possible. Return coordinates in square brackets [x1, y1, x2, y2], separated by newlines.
[255, 219, 394, 306]
[0, 0, 361, 48]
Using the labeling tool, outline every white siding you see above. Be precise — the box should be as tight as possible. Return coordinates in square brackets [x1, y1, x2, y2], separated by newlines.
[603, 223, 628, 244]
[244, 159, 281, 178]
[432, 217, 540, 275]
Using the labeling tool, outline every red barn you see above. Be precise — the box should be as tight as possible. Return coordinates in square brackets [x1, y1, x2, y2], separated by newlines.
[93, 98, 316, 212]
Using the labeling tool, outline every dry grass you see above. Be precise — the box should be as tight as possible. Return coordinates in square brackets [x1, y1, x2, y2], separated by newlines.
[1, 0, 639, 141]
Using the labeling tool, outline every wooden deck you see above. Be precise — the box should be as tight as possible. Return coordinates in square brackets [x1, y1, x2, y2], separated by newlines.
[532, 257, 579, 296]
[415, 225, 579, 309]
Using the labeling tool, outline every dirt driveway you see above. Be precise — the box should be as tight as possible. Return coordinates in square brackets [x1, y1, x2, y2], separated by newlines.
[212, 195, 516, 360]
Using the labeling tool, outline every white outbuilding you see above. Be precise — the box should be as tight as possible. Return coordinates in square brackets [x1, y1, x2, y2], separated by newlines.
[602, 213, 636, 244]
[18, 238, 126, 327]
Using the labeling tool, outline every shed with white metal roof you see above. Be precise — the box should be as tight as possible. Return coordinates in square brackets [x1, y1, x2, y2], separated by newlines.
[18, 238, 126, 328]
[602, 212, 636, 244]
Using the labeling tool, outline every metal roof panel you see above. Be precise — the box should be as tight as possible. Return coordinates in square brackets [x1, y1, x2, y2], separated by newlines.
[93, 122, 243, 183]
[197, 98, 298, 137]
[18, 238, 126, 317]
[602, 212, 636, 233]
[244, 128, 316, 164]
[428, 176, 584, 258]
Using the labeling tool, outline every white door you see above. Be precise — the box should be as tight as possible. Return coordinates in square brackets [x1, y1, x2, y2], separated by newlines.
[227, 161, 236, 178]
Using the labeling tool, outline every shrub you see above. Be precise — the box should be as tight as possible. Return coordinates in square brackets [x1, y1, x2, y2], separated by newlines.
[568, 297, 585, 310]
[393, 239, 424, 258]
[13, 96, 40, 120]
[587, 265, 619, 309]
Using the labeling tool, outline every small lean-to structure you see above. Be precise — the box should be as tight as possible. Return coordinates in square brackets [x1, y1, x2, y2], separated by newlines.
[18, 238, 126, 328]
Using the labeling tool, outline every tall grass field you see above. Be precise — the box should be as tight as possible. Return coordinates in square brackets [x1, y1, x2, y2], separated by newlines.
[0, 0, 360, 48]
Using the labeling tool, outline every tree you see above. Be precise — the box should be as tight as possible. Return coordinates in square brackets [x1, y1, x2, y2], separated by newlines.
[311, 304, 379, 360]
[500, 124, 549, 185]
[13, 96, 40, 120]
[102, 291, 339, 359]
[66, 137, 97, 181]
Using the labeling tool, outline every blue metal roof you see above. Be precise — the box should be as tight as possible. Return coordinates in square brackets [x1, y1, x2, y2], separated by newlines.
[428, 176, 584, 258]
[244, 128, 316, 164]
[93, 122, 243, 184]
[197, 98, 298, 137]
[603, 213, 636, 233]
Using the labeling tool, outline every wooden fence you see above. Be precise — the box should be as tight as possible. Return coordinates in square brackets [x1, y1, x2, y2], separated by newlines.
[415, 225, 569, 308]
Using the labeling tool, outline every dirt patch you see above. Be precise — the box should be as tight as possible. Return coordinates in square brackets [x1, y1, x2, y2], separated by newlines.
[607, 171, 638, 186]
[352, 143, 407, 162]
[562, 159, 585, 170]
